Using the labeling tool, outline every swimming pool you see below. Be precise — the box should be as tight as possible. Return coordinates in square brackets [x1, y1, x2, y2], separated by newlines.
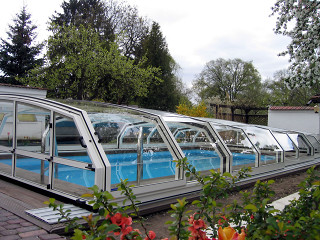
[0, 149, 274, 187]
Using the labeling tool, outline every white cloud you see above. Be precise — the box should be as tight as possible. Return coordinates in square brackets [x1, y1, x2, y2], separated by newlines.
[128, 0, 291, 86]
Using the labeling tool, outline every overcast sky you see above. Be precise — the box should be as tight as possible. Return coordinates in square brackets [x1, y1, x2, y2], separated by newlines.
[0, 0, 291, 87]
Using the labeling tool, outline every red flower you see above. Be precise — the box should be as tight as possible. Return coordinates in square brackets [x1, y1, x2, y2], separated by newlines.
[121, 226, 133, 236]
[144, 230, 156, 240]
[122, 216, 132, 227]
[111, 213, 125, 226]
[193, 218, 206, 229]
[250, 215, 254, 220]
[133, 229, 142, 234]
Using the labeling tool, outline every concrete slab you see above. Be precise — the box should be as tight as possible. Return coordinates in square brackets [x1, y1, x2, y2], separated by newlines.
[271, 192, 300, 211]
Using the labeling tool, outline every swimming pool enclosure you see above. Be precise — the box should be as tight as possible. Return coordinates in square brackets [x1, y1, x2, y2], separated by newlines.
[0, 94, 319, 203]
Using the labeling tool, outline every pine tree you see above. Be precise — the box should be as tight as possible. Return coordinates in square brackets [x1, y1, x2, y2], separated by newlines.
[0, 6, 44, 85]
[137, 22, 181, 111]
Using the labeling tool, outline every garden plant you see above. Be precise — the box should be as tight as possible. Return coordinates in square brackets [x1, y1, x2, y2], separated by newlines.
[46, 159, 320, 240]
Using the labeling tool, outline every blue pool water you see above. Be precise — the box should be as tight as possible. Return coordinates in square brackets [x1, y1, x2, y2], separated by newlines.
[0, 150, 274, 187]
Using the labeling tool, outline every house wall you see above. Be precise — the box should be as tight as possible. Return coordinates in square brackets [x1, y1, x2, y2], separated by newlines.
[268, 109, 319, 136]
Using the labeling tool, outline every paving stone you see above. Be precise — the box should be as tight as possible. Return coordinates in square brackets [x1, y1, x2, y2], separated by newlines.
[39, 234, 63, 240]
[0, 235, 21, 240]
[8, 219, 26, 224]
[0, 216, 9, 222]
[0, 221, 7, 226]
[5, 224, 22, 230]
[0, 211, 14, 217]
[21, 237, 40, 240]
[0, 204, 66, 240]
[20, 222, 34, 227]
[16, 226, 40, 233]
[1, 229, 18, 236]
[19, 229, 47, 238]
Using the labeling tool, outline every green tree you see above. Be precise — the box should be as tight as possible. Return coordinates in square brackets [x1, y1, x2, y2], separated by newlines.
[23, 24, 159, 104]
[193, 58, 262, 104]
[272, 0, 320, 87]
[0, 6, 43, 85]
[265, 69, 320, 106]
[51, 0, 149, 59]
[137, 22, 183, 111]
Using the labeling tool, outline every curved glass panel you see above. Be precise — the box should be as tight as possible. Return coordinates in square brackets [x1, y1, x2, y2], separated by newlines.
[16, 103, 51, 154]
[241, 126, 282, 165]
[56, 100, 177, 187]
[306, 135, 320, 153]
[55, 114, 91, 164]
[272, 132, 297, 161]
[164, 118, 222, 173]
[0, 151, 12, 174]
[215, 125, 257, 170]
[288, 133, 310, 157]
[0, 101, 13, 148]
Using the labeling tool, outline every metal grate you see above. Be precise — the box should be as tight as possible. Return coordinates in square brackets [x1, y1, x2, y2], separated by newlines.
[26, 204, 92, 224]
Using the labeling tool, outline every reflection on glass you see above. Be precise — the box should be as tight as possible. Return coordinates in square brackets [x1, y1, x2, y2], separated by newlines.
[16, 103, 51, 153]
[168, 121, 219, 173]
[306, 135, 320, 153]
[215, 125, 257, 170]
[53, 163, 94, 196]
[88, 110, 175, 186]
[0, 151, 12, 174]
[0, 101, 13, 147]
[109, 150, 175, 185]
[288, 133, 310, 157]
[106, 124, 175, 186]
[55, 114, 91, 163]
[273, 132, 297, 161]
[15, 154, 49, 185]
[184, 148, 220, 171]
[243, 126, 281, 165]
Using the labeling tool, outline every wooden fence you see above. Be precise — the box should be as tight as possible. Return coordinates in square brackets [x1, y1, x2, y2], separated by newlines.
[209, 104, 268, 126]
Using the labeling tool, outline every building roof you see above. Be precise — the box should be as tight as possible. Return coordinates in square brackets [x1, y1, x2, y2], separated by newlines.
[269, 106, 314, 111]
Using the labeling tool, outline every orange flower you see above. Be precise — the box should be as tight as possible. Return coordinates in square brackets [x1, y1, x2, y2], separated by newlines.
[218, 226, 245, 240]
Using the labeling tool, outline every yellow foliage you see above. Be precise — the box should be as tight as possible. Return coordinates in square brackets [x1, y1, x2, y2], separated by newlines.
[176, 102, 209, 117]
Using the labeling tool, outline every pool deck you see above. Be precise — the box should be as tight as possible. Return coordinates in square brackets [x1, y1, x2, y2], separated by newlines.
[0, 178, 68, 239]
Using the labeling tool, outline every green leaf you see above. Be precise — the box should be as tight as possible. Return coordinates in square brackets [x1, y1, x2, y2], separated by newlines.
[223, 172, 232, 178]
[192, 200, 200, 205]
[244, 204, 258, 212]
[268, 180, 275, 185]
[105, 224, 120, 233]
